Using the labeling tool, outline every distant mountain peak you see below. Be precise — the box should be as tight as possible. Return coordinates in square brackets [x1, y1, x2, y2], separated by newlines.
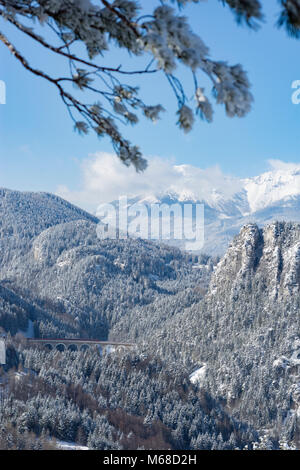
[243, 167, 300, 213]
[111, 165, 300, 254]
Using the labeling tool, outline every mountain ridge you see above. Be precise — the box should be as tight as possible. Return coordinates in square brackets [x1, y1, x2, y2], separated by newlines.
[109, 165, 300, 254]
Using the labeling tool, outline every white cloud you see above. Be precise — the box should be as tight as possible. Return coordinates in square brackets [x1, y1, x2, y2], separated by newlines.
[268, 159, 300, 173]
[56, 152, 243, 212]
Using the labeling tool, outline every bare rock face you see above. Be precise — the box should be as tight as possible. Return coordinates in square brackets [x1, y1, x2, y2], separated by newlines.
[208, 222, 300, 307]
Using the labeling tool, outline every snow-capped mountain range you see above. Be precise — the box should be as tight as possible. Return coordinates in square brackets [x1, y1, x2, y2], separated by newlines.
[244, 166, 300, 214]
[109, 164, 300, 255]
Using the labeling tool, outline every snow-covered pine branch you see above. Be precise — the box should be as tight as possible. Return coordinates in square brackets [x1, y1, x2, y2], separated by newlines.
[0, 1, 298, 169]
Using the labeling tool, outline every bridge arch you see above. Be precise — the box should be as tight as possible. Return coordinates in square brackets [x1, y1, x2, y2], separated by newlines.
[56, 343, 66, 352]
[67, 344, 78, 352]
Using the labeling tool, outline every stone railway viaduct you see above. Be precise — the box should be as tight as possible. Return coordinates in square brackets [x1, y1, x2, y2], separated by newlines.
[27, 338, 135, 354]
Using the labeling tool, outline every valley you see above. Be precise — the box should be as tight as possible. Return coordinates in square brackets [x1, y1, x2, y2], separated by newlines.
[0, 188, 299, 450]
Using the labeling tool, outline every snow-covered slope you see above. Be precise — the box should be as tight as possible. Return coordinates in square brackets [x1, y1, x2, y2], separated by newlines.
[244, 167, 300, 214]
[147, 221, 300, 440]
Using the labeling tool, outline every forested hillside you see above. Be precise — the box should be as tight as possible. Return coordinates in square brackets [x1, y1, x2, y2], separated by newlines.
[0, 336, 259, 450]
[145, 222, 300, 448]
[0, 190, 299, 450]
[0, 189, 211, 340]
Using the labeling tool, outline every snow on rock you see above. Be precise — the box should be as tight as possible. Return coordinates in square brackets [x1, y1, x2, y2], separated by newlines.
[208, 221, 300, 305]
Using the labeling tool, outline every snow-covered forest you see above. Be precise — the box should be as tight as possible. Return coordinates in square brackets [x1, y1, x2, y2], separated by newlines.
[2, 0, 300, 451]
[0, 189, 299, 450]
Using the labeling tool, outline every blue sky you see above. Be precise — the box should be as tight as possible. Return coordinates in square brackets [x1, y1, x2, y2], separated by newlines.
[1, 0, 300, 208]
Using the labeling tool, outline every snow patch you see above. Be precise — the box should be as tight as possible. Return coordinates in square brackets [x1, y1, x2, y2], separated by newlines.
[189, 364, 207, 384]
[56, 440, 89, 451]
